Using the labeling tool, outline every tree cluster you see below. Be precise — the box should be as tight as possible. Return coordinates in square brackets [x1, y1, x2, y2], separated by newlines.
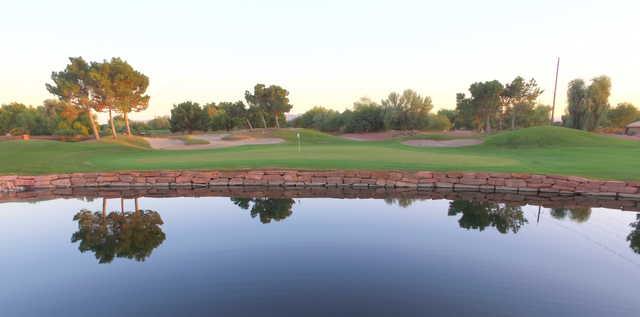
[604, 102, 639, 128]
[0, 99, 94, 136]
[46, 57, 150, 140]
[452, 77, 547, 132]
[291, 89, 450, 133]
[562, 76, 612, 131]
[168, 84, 293, 133]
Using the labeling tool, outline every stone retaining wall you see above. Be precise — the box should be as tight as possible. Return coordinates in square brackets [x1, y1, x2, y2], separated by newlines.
[1, 169, 639, 199]
[2, 186, 640, 211]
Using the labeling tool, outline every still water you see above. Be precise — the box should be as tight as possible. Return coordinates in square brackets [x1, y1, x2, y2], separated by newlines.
[1, 194, 639, 317]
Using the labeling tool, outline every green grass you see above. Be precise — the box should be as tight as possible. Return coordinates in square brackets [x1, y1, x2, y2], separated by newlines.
[2, 127, 639, 181]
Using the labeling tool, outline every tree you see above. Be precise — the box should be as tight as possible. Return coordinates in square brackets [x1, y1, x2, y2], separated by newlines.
[454, 93, 475, 130]
[169, 101, 208, 133]
[88, 60, 120, 138]
[381, 89, 433, 130]
[223, 101, 253, 130]
[564, 79, 589, 130]
[469, 80, 504, 133]
[147, 116, 171, 130]
[42, 99, 92, 136]
[426, 114, 452, 131]
[244, 84, 292, 128]
[292, 106, 342, 132]
[500, 77, 543, 129]
[46, 57, 103, 140]
[607, 102, 639, 128]
[586, 76, 611, 131]
[343, 97, 386, 133]
[437, 109, 457, 126]
[564, 76, 612, 131]
[109, 58, 150, 136]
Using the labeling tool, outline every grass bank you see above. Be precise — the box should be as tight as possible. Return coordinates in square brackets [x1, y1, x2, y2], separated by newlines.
[2, 126, 639, 181]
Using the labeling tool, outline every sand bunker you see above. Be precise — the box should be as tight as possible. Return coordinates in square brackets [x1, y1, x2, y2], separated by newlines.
[402, 139, 483, 147]
[146, 134, 284, 150]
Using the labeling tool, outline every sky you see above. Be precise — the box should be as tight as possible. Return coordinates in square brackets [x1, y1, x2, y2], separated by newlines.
[1, 0, 638, 122]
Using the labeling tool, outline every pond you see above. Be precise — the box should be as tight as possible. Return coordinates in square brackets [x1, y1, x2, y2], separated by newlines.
[1, 189, 639, 317]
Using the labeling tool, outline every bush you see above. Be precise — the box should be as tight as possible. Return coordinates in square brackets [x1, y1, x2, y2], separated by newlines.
[343, 102, 386, 133]
[426, 114, 452, 131]
[291, 107, 342, 132]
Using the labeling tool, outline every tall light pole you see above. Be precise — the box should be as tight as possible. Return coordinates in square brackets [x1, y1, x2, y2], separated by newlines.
[551, 57, 560, 124]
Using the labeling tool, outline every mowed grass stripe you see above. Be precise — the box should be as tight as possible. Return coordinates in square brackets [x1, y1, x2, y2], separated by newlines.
[2, 126, 639, 180]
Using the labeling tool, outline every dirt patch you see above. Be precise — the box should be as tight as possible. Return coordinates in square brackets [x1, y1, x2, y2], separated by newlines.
[145, 134, 284, 150]
[402, 139, 483, 147]
[341, 130, 480, 141]
[604, 133, 640, 141]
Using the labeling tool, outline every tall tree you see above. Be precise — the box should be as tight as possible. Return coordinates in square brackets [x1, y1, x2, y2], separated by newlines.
[564, 79, 589, 130]
[88, 60, 119, 138]
[46, 57, 103, 140]
[110, 58, 150, 136]
[454, 93, 475, 130]
[564, 76, 611, 131]
[586, 75, 611, 131]
[244, 84, 292, 128]
[469, 80, 504, 133]
[500, 77, 543, 130]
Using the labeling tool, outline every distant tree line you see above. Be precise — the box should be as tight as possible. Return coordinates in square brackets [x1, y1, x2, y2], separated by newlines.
[168, 84, 292, 133]
[0, 99, 95, 136]
[4, 61, 639, 137]
[291, 89, 450, 133]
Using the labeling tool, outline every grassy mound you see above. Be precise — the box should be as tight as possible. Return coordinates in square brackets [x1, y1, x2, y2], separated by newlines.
[484, 126, 630, 148]
[99, 136, 151, 149]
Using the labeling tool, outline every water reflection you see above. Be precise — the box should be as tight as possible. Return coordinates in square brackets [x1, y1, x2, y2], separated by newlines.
[448, 200, 527, 234]
[550, 207, 592, 223]
[71, 198, 166, 264]
[68, 196, 640, 263]
[231, 197, 295, 224]
[628, 214, 640, 254]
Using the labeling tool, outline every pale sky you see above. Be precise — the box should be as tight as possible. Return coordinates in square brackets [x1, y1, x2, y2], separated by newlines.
[1, 0, 638, 122]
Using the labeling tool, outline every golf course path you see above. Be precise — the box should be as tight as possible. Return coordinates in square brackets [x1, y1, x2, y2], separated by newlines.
[402, 139, 483, 147]
[145, 134, 284, 150]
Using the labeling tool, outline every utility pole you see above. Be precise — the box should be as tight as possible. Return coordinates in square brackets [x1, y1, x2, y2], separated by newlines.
[551, 57, 560, 124]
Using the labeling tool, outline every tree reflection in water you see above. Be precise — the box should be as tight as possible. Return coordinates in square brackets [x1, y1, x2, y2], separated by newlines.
[384, 198, 418, 208]
[71, 198, 165, 264]
[550, 207, 592, 223]
[448, 200, 528, 234]
[231, 197, 295, 224]
[627, 214, 640, 254]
